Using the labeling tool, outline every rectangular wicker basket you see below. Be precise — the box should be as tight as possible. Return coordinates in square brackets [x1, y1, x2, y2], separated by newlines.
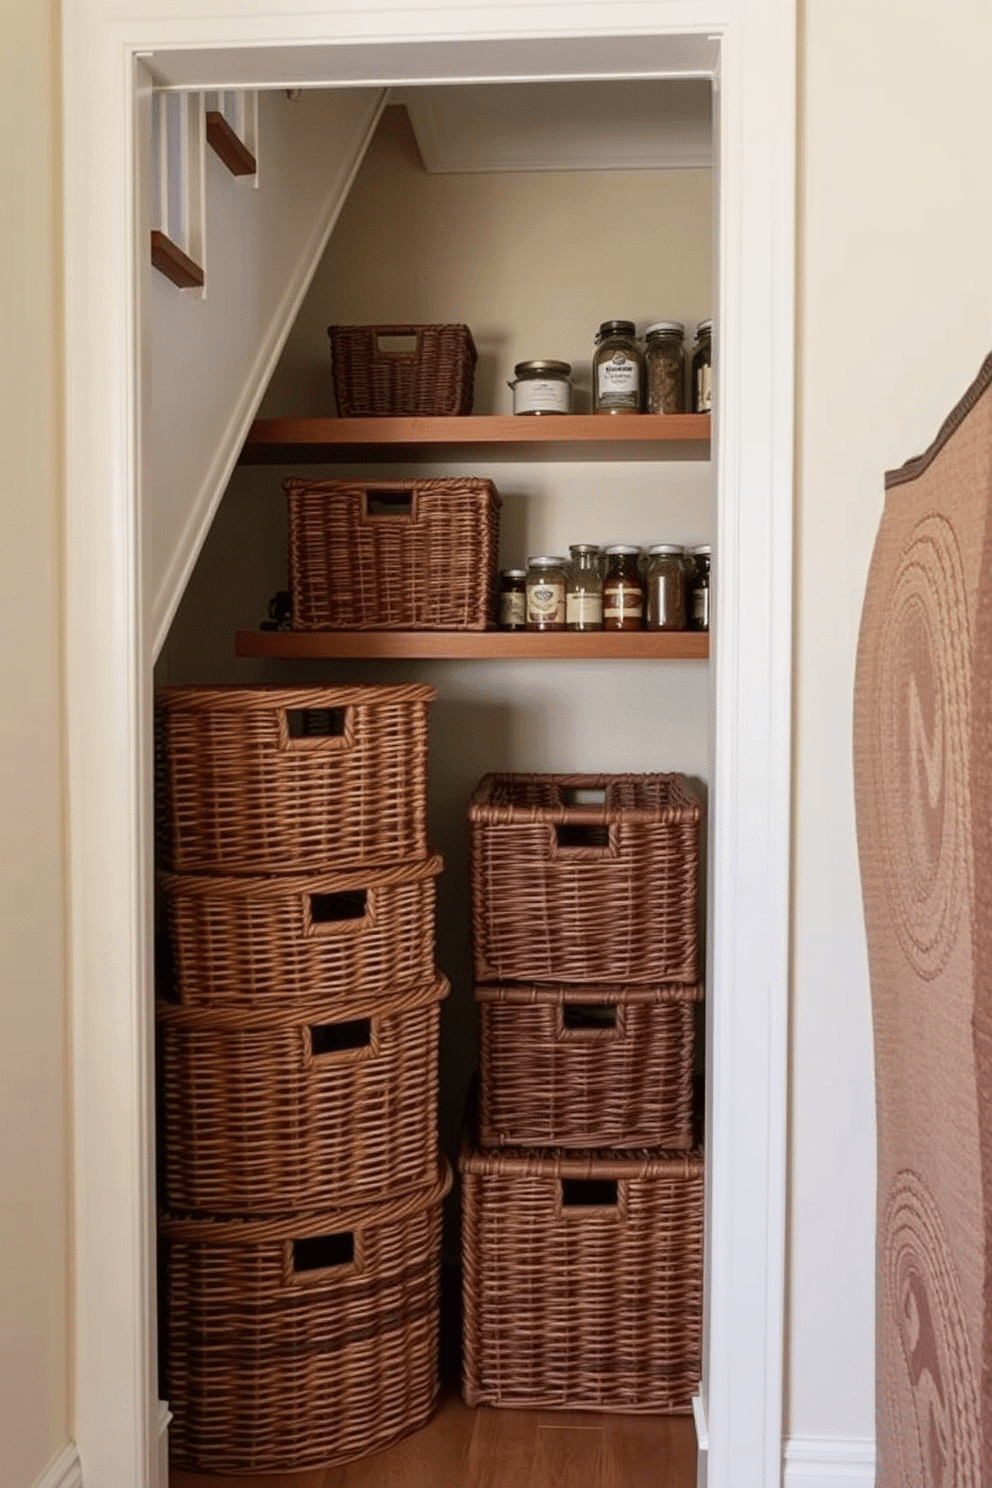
[460, 1130, 704, 1413]
[469, 773, 702, 985]
[285, 476, 501, 631]
[475, 982, 702, 1150]
[155, 683, 434, 875]
[161, 1156, 451, 1475]
[328, 322, 477, 417]
[157, 853, 442, 1010]
[157, 974, 448, 1214]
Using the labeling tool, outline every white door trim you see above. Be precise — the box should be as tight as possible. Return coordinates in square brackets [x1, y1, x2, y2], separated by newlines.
[61, 5, 794, 1486]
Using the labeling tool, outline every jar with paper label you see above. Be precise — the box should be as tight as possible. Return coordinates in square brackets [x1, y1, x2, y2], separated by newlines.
[566, 544, 603, 631]
[602, 546, 645, 630]
[498, 569, 527, 630]
[646, 544, 687, 630]
[526, 556, 567, 632]
[508, 360, 571, 416]
[687, 544, 711, 631]
[592, 320, 643, 415]
[691, 320, 713, 414]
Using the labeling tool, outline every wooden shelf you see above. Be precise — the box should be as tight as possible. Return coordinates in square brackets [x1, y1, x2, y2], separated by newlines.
[236, 629, 709, 660]
[238, 413, 710, 464]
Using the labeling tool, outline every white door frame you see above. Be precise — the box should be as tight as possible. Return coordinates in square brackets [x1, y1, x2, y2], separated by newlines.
[62, 5, 794, 1486]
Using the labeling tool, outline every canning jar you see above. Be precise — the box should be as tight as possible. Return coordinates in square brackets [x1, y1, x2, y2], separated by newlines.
[592, 320, 643, 415]
[525, 556, 568, 631]
[566, 544, 603, 631]
[644, 322, 686, 415]
[645, 544, 687, 630]
[687, 544, 711, 631]
[691, 320, 713, 414]
[498, 569, 527, 630]
[602, 546, 645, 630]
[508, 360, 571, 416]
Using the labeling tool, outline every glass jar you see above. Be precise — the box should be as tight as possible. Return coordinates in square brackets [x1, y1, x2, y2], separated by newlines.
[644, 322, 686, 415]
[645, 544, 687, 630]
[498, 569, 527, 630]
[525, 556, 567, 631]
[687, 544, 711, 631]
[566, 544, 603, 631]
[691, 320, 713, 414]
[508, 360, 571, 416]
[592, 320, 643, 415]
[602, 545, 645, 630]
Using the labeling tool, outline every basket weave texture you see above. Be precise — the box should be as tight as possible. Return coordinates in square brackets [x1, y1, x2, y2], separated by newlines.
[328, 323, 477, 417]
[157, 974, 448, 1214]
[469, 773, 702, 985]
[162, 1156, 451, 1474]
[155, 684, 434, 875]
[476, 982, 701, 1150]
[460, 1133, 703, 1413]
[158, 853, 441, 1010]
[285, 476, 501, 632]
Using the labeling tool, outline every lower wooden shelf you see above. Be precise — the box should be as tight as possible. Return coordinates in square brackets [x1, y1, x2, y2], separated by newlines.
[235, 629, 709, 660]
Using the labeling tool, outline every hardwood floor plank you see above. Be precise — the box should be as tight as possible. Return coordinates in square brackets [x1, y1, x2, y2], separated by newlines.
[603, 1411, 697, 1488]
[532, 1417, 609, 1488]
[465, 1402, 540, 1488]
[320, 1388, 475, 1487]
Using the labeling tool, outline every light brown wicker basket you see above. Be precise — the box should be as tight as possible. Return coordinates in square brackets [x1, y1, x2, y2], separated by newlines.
[161, 1155, 451, 1474]
[155, 684, 434, 875]
[158, 853, 442, 1010]
[469, 773, 702, 985]
[476, 982, 702, 1150]
[157, 974, 448, 1214]
[328, 322, 476, 417]
[460, 1131, 703, 1413]
[285, 476, 501, 631]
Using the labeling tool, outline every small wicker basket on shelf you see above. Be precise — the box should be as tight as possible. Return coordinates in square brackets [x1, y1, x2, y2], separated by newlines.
[328, 322, 477, 417]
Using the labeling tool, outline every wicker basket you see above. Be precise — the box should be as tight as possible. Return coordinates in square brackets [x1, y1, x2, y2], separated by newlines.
[460, 1131, 703, 1413]
[158, 853, 442, 1010]
[157, 974, 448, 1214]
[285, 476, 501, 632]
[161, 1155, 451, 1474]
[328, 323, 476, 417]
[469, 773, 702, 985]
[155, 684, 434, 875]
[476, 982, 702, 1150]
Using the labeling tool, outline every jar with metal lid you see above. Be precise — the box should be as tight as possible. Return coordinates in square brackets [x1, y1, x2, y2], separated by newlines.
[566, 544, 603, 631]
[644, 322, 686, 415]
[687, 544, 711, 631]
[498, 569, 527, 630]
[691, 320, 713, 414]
[508, 360, 572, 416]
[602, 545, 645, 630]
[592, 320, 643, 415]
[525, 556, 567, 632]
[645, 544, 687, 630]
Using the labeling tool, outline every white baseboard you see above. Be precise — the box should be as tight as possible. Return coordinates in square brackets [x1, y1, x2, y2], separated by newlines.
[691, 1391, 708, 1488]
[158, 1400, 172, 1488]
[783, 1435, 875, 1487]
[31, 1444, 82, 1488]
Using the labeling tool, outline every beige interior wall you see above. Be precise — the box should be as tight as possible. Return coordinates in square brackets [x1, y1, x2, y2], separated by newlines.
[0, 0, 72, 1483]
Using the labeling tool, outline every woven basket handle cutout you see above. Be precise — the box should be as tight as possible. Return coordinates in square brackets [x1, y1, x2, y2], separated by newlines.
[279, 705, 353, 752]
[551, 822, 617, 857]
[306, 887, 370, 936]
[360, 486, 418, 523]
[559, 1002, 625, 1040]
[285, 1229, 361, 1285]
[304, 1015, 376, 1067]
[373, 329, 420, 358]
[558, 1178, 624, 1218]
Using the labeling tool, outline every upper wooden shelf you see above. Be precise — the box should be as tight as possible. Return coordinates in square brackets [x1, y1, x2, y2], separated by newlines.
[238, 413, 711, 465]
[236, 629, 709, 660]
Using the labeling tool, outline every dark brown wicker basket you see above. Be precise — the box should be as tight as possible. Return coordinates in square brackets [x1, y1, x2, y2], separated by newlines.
[158, 853, 442, 1010]
[460, 1132, 703, 1413]
[161, 1156, 451, 1474]
[476, 982, 702, 1150]
[285, 476, 501, 631]
[328, 323, 476, 417]
[155, 684, 434, 875]
[157, 974, 448, 1214]
[469, 773, 702, 985]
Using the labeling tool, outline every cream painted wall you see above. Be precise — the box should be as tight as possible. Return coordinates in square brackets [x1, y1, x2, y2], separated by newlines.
[0, 1, 71, 1485]
[792, 0, 992, 1445]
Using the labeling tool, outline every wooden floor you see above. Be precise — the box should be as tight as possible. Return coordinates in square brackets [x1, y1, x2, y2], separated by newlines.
[169, 1387, 697, 1488]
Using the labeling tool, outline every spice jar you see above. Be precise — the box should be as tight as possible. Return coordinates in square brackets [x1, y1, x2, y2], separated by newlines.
[602, 546, 645, 630]
[691, 320, 713, 414]
[646, 544, 687, 630]
[687, 544, 711, 631]
[498, 569, 527, 630]
[525, 556, 567, 631]
[592, 320, 643, 415]
[644, 322, 686, 415]
[566, 544, 603, 631]
[508, 360, 571, 416]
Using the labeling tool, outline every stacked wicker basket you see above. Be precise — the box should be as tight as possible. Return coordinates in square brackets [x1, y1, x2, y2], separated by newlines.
[154, 683, 450, 1475]
[461, 771, 706, 1413]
